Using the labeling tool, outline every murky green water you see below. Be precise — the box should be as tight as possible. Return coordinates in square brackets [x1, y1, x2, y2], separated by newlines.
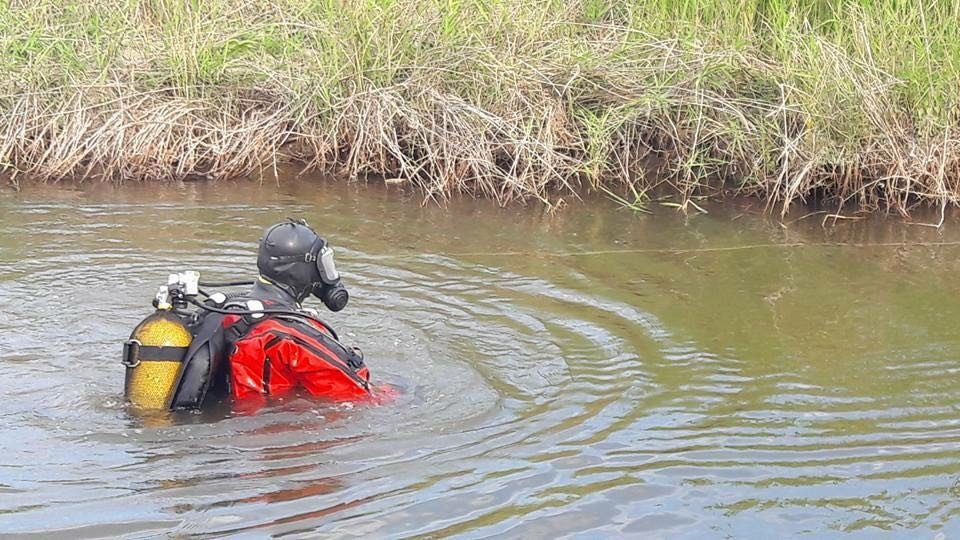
[2, 178, 960, 538]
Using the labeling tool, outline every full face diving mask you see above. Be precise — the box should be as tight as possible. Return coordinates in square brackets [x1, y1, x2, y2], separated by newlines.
[305, 236, 350, 312]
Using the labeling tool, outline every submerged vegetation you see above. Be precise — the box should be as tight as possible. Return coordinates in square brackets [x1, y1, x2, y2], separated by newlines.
[2, 0, 960, 214]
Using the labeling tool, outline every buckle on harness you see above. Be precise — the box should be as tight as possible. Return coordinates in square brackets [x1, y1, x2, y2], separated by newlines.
[122, 339, 142, 368]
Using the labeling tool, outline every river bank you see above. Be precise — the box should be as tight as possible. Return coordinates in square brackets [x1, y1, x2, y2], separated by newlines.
[3, 1, 959, 215]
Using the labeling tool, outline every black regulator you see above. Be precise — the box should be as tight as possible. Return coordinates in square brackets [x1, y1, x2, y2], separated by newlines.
[315, 281, 349, 312]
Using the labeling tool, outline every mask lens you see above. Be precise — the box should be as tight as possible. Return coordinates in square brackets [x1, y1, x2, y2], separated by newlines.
[317, 245, 340, 284]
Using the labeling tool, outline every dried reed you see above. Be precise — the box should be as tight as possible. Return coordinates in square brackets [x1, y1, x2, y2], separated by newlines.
[2, 0, 959, 214]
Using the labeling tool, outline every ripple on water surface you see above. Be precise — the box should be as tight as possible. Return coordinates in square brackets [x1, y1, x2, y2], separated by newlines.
[1, 182, 960, 538]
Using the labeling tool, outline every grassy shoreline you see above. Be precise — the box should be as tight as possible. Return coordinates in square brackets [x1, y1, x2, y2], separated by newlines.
[3, 1, 959, 214]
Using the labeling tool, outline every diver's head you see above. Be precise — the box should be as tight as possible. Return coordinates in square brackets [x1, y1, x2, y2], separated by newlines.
[257, 219, 349, 311]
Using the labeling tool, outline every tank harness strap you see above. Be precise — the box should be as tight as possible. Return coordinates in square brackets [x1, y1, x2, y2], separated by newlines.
[123, 340, 189, 368]
[140, 345, 189, 361]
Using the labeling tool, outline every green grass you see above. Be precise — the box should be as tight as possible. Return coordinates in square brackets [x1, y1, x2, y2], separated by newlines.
[1, 0, 959, 214]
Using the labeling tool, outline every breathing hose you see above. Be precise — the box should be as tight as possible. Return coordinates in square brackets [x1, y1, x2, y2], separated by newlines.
[183, 296, 339, 340]
[198, 280, 256, 288]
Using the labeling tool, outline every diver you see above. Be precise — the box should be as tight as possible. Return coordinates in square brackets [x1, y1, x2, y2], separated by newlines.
[123, 219, 375, 410]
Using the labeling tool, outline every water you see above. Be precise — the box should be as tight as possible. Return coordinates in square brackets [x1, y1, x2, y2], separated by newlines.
[2, 178, 960, 538]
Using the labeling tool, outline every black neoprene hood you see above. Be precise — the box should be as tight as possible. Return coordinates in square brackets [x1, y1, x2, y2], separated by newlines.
[256, 221, 325, 301]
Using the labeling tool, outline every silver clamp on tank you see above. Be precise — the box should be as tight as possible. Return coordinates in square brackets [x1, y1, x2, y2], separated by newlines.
[121, 339, 142, 368]
[168, 271, 200, 296]
[154, 286, 172, 310]
[158, 271, 202, 309]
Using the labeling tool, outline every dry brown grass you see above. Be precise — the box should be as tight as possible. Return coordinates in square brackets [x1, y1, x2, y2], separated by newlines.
[2, 0, 960, 216]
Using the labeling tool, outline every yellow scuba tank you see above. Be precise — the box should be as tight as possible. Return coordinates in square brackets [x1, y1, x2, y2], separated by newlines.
[123, 310, 192, 409]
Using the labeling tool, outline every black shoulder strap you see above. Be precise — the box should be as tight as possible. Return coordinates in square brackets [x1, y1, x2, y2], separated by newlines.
[222, 298, 274, 341]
